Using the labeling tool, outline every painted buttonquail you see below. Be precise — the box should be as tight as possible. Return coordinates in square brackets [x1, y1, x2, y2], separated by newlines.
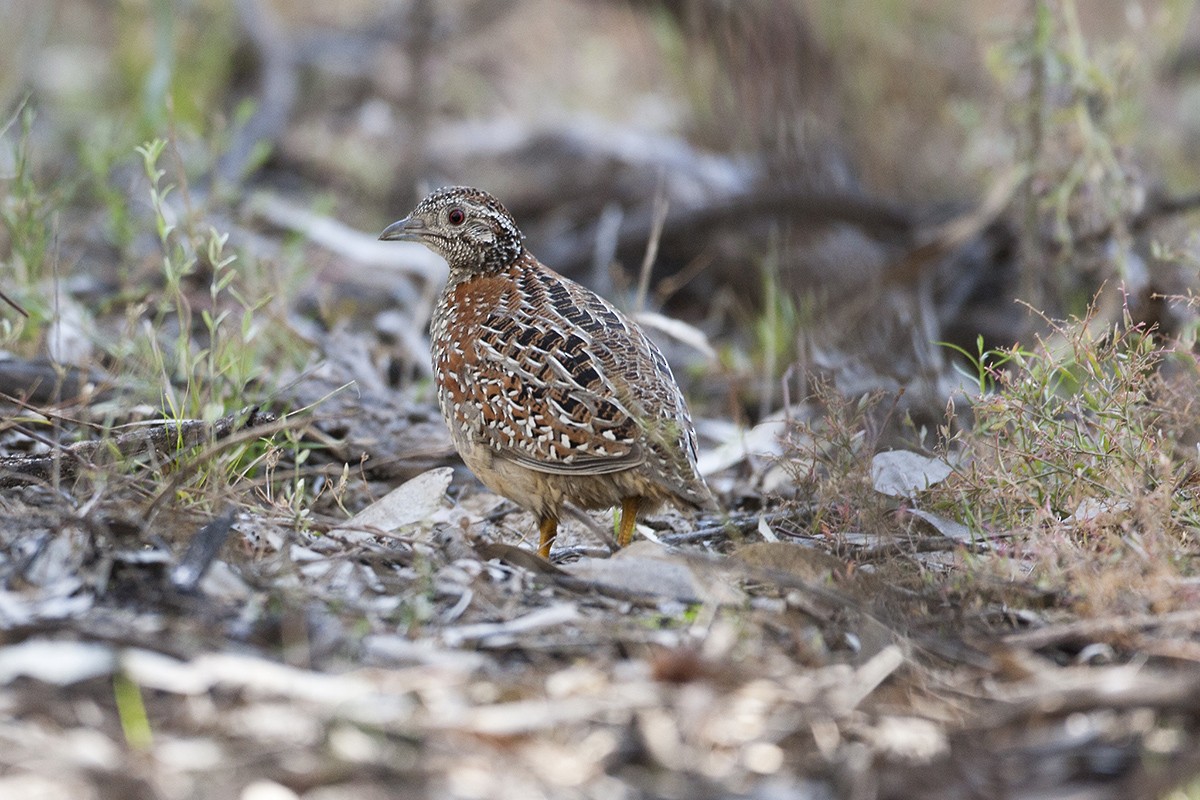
[379, 186, 716, 557]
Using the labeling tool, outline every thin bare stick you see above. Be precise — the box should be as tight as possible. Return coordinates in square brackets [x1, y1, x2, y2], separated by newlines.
[634, 174, 669, 312]
[0, 288, 28, 317]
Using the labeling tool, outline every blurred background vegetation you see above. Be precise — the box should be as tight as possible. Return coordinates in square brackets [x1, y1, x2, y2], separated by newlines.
[5, 0, 1200, 393]
[3, 0, 1200, 508]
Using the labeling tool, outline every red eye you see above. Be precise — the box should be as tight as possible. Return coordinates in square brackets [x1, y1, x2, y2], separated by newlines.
[448, 208, 465, 225]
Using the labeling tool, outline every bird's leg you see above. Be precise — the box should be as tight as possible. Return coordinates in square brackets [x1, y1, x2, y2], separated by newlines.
[537, 516, 559, 558]
[617, 496, 642, 548]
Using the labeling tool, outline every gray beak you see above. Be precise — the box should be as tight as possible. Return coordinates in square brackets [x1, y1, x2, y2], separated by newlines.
[379, 216, 427, 241]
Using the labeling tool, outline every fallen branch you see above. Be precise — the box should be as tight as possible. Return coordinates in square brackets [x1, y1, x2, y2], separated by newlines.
[0, 406, 277, 489]
[547, 185, 915, 278]
[1000, 608, 1200, 652]
[0, 358, 117, 406]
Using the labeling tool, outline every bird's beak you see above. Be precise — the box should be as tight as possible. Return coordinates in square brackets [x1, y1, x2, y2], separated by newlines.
[378, 216, 426, 242]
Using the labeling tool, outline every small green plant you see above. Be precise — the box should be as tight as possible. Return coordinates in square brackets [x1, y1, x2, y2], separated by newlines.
[112, 672, 153, 751]
[77, 121, 137, 255]
[259, 428, 316, 532]
[132, 138, 280, 419]
[137, 138, 240, 422]
[1, 105, 54, 289]
[754, 248, 799, 380]
[113, 136, 309, 505]
[939, 313, 1168, 526]
[941, 335, 1033, 396]
[0, 103, 62, 345]
[750, 245, 804, 418]
[933, 306, 1200, 613]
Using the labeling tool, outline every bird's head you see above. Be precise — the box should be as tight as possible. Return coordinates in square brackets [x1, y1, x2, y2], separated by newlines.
[379, 186, 524, 273]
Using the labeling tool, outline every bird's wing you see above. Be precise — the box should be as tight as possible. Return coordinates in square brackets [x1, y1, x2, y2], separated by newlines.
[465, 295, 647, 477]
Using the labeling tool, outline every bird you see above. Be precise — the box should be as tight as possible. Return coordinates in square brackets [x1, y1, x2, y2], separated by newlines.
[379, 186, 716, 558]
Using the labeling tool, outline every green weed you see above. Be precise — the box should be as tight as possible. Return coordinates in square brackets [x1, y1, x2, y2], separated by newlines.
[931, 306, 1200, 613]
[941, 335, 1033, 396]
[0, 104, 61, 344]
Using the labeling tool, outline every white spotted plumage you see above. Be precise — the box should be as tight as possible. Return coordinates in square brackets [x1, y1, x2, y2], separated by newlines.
[380, 186, 716, 552]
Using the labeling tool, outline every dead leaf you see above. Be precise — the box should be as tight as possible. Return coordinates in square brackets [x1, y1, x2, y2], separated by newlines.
[870, 451, 952, 497]
[907, 508, 979, 544]
[565, 542, 745, 605]
[0, 640, 115, 686]
[697, 417, 788, 477]
[632, 310, 717, 360]
[474, 542, 565, 575]
[731, 541, 845, 584]
[334, 467, 453, 540]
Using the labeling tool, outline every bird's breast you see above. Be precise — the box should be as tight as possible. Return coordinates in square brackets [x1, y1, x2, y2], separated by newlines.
[432, 273, 517, 423]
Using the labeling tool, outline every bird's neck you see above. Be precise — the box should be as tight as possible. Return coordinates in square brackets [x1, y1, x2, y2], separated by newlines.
[445, 247, 527, 282]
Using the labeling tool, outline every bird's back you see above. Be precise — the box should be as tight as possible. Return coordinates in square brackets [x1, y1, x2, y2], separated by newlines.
[432, 253, 713, 511]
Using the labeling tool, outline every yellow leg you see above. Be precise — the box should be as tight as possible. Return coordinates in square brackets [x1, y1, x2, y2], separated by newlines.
[538, 516, 558, 558]
[617, 497, 642, 548]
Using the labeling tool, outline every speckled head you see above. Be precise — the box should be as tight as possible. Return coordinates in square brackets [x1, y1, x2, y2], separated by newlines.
[379, 186, 524, 273]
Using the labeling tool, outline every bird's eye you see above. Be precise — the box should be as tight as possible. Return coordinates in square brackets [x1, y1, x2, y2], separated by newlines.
[447, 208, 466, 225]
